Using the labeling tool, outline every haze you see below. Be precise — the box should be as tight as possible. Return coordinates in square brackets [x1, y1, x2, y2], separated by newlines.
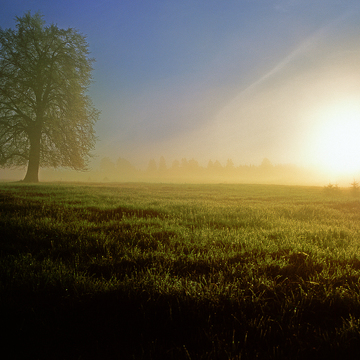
[2, 0, 360, 185]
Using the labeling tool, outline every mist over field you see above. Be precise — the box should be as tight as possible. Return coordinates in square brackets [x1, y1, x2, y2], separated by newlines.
[0, 156, 353, 187]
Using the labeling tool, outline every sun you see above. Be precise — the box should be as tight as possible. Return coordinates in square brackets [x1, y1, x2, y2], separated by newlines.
[307, 101, 360, 176]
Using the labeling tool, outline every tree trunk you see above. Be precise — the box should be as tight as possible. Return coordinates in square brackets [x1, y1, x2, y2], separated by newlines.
[23, 129, 41, 183]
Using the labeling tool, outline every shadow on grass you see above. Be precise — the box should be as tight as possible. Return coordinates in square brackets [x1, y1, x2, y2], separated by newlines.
[85, 206, 166, 222]
[2, 284, 360, 360]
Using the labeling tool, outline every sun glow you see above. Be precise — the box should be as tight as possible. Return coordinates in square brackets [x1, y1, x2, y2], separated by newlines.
[307, 101, 360, 176]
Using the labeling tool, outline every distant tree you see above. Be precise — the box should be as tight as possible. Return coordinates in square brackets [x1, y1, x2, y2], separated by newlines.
[146, 159, 157, 173]
[171, 159, 180, 170]
[324, 182, 339, 195]
[207, 160, 222, 175]
[350, 179, 359, 196]
[0, 12, 99, 182]
[181, 158, 189, 169]
[225, 159, 235, 170]
[158, 156, 167, 172]
[100, 157, 115, 173]
[188, 158, 200, 172]
[260, 158, 273, 169]
[350, 180, 359, 190]
[213, 160, 222, 171]
[116, 157, 136, 173]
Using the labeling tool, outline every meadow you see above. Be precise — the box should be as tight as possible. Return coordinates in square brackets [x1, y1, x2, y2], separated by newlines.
[1, 182, 360, 359]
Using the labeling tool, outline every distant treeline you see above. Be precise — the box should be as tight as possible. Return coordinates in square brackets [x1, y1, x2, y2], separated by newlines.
[80, 156, 318, 185]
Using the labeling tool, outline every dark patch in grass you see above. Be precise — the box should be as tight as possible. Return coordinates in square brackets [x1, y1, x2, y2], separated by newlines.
[330, 201, 360, 213]
[264, 252, 323, 281]
[130, 230, 176, 250]
[0, 195, 77, 224]
[3, 285, 360, 360]
[0, 192, 42, 212]
[348, 257, 360, 270]
[87, 257, 155, 280]
[67, 200, 83, 204]
[171, 258, 213, 278]
[0, 222, 54, 255]
[84, 205, 166, 222]
[151, 229, 177, 243]
[107, 229, 176, 251]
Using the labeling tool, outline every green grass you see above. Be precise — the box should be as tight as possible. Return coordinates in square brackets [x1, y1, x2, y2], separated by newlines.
[1, 182, 360, 359]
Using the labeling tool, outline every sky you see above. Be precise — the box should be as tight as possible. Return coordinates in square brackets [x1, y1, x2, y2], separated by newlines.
[2, 0, 360, 181]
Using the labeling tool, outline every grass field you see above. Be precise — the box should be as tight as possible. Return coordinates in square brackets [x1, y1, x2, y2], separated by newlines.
[1, 182, 360, 359]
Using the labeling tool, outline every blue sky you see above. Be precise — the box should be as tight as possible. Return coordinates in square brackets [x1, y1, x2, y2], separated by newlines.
[2, 0, 360, 176]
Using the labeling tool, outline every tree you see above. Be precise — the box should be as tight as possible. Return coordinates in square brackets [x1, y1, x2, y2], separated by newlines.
[100, 157, 115, 173]
[0, 12, 99, 182]
[225, 158, 234, 170]
[171, 159, 180, 170]
[350, 179, 359, 197]
[116, 157, 136, 174]
[158, 156, 167, 173]
[260, 158, 273, 169]
[146, 159, 157, 173]
[188, 158, 200, 172]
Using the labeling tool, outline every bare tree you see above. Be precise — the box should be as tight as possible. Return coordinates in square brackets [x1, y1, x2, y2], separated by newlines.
[0, 12, 99, 182]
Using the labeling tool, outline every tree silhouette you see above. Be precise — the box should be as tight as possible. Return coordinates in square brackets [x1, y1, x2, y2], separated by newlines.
[188, 158, 200, 173]
[116, 157, 136, 174]
[260, 158, 273, 169]
[171, 159, 180, 170]
[146, 159, 157, 173]
[100, 157, 115, 173]
[226, 159, 234, 170]
[158, 156, 167, 172]
[0, 12, 99, 182]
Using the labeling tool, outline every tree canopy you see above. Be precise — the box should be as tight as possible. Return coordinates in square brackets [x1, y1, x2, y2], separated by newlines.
[0, 12, 99, 182]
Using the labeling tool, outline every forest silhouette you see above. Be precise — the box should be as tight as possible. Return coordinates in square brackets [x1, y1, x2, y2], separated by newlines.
[34, 156, 324, 185]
